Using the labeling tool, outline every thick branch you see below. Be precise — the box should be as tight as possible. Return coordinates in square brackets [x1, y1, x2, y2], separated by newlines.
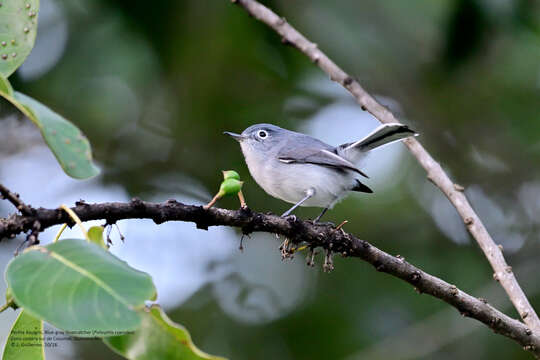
[0, 199, 539, 355]
[229, 0, 540, 334]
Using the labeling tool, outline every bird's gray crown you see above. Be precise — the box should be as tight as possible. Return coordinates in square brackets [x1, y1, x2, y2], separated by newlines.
[241, 123, 284, 136]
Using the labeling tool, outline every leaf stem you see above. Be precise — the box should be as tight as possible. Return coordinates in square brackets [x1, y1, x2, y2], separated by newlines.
[0, 299, 13, 313]
[60, 204, 88, 241]
[237, 190, 247, 208]
[53, 223, 67, 243]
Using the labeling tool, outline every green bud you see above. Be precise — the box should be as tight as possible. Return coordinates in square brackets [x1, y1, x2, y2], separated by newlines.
[222, 170, 241, 181]
[219, 178, 243, 196]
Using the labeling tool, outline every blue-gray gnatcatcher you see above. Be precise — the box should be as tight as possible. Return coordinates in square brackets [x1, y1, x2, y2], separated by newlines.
[225, 123, 417, 222]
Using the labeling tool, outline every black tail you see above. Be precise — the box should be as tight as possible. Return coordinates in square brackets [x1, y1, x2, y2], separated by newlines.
[351, 179, 373, 193]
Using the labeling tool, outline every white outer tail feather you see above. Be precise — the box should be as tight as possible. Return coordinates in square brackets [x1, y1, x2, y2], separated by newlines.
[337, 123, 417, 163]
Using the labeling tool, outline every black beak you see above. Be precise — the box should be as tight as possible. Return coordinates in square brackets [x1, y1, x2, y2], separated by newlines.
[224, 131, 245, 142]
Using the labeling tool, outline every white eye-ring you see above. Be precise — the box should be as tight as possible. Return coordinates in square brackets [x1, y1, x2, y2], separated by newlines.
[257, 130, 268, 139]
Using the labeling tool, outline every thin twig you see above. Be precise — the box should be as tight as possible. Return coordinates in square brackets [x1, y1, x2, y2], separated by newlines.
[203, 193, 220, 210]
[0, 184, 33, 216]
[229, 0, 540, 334]
[0, 199, 539, 356]
[237, 190, 247, 209]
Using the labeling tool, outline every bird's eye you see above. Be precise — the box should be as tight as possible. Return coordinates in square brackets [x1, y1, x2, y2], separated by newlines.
[257, 130, 268, 139]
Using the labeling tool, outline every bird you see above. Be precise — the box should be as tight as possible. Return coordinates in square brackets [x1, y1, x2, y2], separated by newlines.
[224, 123, 417, 223]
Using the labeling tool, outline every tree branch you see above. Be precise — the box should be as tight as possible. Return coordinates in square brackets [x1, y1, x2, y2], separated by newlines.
[0, 184, 33, 216]
[228, 0, 540, 334]
[0, 198, 539, 356]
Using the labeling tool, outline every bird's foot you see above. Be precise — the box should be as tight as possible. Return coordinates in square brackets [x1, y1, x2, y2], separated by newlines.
[310, 220, 335, 227]
[323, 248, 334, 273]
[281, 214, 297, 222]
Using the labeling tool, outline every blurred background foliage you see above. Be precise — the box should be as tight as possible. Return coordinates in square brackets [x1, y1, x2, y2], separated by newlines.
[1, 0, 540, 359]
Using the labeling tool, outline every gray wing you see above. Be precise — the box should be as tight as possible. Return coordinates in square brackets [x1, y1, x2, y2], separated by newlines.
[278, 144, 369, 178]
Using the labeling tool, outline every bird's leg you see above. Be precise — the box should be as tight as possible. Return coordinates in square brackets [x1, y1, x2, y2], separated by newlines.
[278, 189, 314, 259]
[323, 248, 334, 273]
[311, 206, 336, 227]
[313, 207, 329, 223]
[281, 188, 315, 218]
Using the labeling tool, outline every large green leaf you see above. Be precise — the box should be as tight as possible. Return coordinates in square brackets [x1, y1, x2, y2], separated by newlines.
[14, 92, 100, 179]
[104, 305, 226, 360]
[0, 0, 39, 77]
[5, 239, 157, 336]
[2, 310, 44, 360]
[0, 76, 100, 179]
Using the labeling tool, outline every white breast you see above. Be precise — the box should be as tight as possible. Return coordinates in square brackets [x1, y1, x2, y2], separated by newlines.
[240, 143, 354, 208]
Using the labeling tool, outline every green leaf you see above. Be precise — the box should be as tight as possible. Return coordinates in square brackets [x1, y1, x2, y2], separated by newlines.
[104, 305, 226, 360]
[0, 75, 13, 96]
[88, 226, 107, 250]
[14, 92, 100, 179]
[0, 84, 100, 179]
[0, 0, 39, 77]
[2, 310, 44, 360]
[5, 239, 157, 336]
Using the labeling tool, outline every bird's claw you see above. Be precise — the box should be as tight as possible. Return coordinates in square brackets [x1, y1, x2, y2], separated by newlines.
[281, 214, 297, 222]
[311, 220, 335, 227]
